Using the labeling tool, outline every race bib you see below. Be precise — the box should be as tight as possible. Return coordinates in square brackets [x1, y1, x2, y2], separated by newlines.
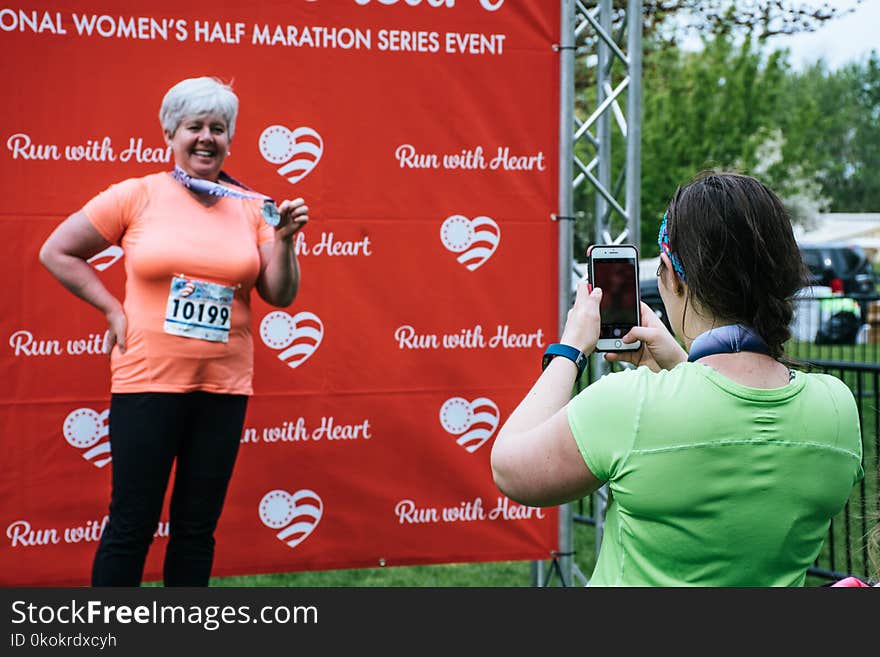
[163, 276, 233, 343]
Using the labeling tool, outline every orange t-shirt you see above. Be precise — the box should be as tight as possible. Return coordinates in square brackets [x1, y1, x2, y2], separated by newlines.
[82, 172, 275, 394]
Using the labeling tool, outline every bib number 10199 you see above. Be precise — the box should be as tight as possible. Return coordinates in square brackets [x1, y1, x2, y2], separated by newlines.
[163, 276, 234, 343]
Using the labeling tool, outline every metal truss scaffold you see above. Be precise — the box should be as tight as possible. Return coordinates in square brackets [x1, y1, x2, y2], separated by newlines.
[540, 0, 642, 587]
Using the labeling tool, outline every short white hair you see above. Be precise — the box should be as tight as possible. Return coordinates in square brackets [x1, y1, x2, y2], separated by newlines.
[159, 77, 239, 139]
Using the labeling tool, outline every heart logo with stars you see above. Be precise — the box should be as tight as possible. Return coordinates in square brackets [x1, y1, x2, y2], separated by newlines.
[258, 488, 323, 549]
[259, 124, 323, 185]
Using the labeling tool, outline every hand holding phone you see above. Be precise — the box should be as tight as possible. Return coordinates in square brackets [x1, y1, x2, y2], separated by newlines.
[587, 244, 642, 352]
[603, 300, 687, 371]
[559, 279, 603, 356]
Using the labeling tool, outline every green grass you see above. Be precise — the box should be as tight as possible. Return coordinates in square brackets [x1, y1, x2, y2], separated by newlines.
[142, 546, 596, 588]
[204, 561, 535, 587]
[787, 339, 880, 366]
[142, 521, 601, 588]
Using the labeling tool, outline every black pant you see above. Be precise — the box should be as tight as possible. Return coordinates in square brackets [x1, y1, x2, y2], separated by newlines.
[92, 392, 247, 586]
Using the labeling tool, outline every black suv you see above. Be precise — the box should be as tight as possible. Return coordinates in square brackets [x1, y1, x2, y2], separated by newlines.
[798, 242, 878, 296]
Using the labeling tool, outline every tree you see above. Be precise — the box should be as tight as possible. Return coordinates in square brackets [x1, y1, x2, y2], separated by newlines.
[778, 52, 880, 212]
[571, 0, 868, 258]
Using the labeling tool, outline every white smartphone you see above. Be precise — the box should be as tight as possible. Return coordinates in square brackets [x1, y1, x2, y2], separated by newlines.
[587, 244, 642, 352]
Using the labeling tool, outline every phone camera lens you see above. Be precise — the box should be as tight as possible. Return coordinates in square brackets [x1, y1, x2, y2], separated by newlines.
[613, 328, 622, 337]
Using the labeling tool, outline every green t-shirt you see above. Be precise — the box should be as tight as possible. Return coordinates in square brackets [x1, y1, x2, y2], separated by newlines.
[567, 363, 864, 586]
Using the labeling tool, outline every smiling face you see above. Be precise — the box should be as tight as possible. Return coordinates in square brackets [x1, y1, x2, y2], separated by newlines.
[165, 112, 230, 181]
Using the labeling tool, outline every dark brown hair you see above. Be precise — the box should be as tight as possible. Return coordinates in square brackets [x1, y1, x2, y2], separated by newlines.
[665, 171, 809, 359]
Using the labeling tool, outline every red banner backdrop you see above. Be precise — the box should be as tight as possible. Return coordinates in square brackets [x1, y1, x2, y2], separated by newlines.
[0, 0, 560, 585]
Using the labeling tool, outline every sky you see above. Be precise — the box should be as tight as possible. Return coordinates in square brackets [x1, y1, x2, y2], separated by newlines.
[764, 0, 880, 70]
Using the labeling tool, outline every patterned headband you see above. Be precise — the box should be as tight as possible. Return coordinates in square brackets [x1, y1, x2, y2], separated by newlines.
[658, 211, 686, 282]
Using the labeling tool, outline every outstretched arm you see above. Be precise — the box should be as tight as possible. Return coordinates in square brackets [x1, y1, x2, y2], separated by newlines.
[491, 281, 605, 506]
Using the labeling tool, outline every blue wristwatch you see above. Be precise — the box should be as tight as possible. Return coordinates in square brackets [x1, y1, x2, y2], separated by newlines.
[542, 343, 588, 376]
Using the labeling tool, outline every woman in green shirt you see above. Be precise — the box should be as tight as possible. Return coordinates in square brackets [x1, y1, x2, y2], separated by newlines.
[491, 171, 863, 586]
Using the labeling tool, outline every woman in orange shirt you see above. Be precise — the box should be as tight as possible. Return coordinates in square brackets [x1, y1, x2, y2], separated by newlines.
[39, 76, 308, 586]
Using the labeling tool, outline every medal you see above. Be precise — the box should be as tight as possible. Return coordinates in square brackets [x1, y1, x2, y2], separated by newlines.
[262, 200, 281, 227]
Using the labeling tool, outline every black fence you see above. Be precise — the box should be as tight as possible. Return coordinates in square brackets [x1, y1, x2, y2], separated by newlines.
[798, 360, 878, 583]
[784, 292, 877, 582]
[571, 292, 880, 584]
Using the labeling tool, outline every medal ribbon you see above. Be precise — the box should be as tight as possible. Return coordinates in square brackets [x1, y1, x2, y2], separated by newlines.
[171, 165, 280, 226]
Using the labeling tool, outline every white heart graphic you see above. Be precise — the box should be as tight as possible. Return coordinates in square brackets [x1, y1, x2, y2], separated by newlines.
[63, 408, 111, 468]
[259, 124, 323, 185]
[440, 215, 500, 271]
[439, 397, 499, 453]
[87, 246, 124, 272]
[259, 488, 323, 549]
[259, 310, 324, 369]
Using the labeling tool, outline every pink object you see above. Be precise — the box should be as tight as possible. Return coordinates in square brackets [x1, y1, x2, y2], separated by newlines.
[831, 576, 870, 587]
